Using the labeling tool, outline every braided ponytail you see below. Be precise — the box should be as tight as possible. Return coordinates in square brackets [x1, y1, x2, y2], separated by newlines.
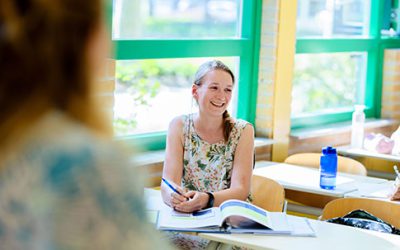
[223, 110, 234, 142]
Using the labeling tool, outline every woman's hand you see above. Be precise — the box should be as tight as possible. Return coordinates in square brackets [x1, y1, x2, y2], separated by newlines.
[174, 191, 209, 213]
[164, 184, 189, 208]
[171, 191, 189, 206]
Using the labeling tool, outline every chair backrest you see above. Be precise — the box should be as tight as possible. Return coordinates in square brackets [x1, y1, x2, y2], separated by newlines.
[251, 175, 285, 212]
[321, 197, 400, 228]
[284, 153, 367, 176]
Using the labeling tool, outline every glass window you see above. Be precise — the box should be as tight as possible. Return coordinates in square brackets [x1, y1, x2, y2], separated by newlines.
[292, 0, 381, 129]
[296, 0, 370, 37]
[112, 0, 242, 39]
[108, 0, 260, 150]
[114, 57, 239, 136]
[292, 53, 366, 117]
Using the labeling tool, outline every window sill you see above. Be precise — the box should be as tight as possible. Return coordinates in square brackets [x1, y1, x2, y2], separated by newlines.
[290, 119, 398, 140]
[288, 118, 400, 156]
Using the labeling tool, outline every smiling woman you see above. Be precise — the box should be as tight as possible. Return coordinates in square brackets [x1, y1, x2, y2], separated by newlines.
[160, 60, 255, 249]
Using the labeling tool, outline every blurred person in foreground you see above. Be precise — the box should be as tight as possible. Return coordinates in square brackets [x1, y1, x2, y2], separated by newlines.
[0, 0, 171, 249]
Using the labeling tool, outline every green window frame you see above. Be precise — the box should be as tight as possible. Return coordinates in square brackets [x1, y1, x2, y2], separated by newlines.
[107, 0, 262, 151]
[291, 0, 400, 129]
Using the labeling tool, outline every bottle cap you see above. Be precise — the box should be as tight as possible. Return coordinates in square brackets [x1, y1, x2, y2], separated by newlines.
[322, 146, 336, 155]
[354, 105, 365, 111]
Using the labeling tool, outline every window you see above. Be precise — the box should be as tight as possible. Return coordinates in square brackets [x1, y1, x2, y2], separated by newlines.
[292, 52, 366, 116]
[109, 0, 261, 150]
[292, 0, 400, 129]
[112, 0, 241, 39]
[114, 57, 237, 136]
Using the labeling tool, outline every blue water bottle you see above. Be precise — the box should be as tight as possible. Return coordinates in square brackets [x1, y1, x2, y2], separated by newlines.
[319, 146, 338, 190]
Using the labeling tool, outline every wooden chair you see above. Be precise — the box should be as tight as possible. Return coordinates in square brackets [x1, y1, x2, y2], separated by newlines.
[321, 197, 400, 228]
[284, 153, 367, 176]
[251, 175, 286, 212]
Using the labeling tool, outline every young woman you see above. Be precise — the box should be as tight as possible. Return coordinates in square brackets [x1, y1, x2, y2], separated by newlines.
[0, 1, 170, 249]
[161, 60, 254, 248]
[162, 60, 254, 211]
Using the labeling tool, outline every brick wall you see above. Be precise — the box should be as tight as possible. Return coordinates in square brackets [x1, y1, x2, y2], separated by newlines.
[382, 49, 400, 120]
[254, 0, 280, 161]
[255, 0, 279, 139]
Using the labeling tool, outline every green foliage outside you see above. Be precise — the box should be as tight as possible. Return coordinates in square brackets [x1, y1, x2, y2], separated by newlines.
[292, 53, 361, 116]
[113, 59, 198, 135]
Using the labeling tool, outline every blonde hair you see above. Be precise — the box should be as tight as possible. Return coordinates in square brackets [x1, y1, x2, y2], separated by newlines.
[193, 60, 235, 141]
[0, 0, 109, 149]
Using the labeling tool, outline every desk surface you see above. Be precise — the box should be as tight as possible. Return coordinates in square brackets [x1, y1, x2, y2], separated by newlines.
[253, 162, 388, 198]
[344, 181, 399, 201]
[145, 189, 400, 250]
[200, 218, 400, 250]
[337, 145, 400, 162]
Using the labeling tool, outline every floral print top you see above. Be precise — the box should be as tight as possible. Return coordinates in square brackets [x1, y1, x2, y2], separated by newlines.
[0, 111, 171, 250]
[182, 114, 250, 192]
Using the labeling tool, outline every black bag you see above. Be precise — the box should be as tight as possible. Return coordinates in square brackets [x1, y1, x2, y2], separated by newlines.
[326, 209, 400, 235]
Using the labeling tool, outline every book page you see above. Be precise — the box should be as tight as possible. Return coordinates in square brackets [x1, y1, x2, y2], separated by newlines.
[219, 200, 272, 229]
[157, 206, 222, 230]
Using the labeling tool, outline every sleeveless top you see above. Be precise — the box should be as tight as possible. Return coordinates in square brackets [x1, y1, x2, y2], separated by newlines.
[181, 114, 250, 192]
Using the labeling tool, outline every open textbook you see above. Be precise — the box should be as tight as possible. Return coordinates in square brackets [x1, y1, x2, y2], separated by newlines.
[157, 199, 315, 236]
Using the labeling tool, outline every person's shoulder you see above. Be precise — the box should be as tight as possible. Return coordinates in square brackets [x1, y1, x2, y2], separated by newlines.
[41, 111, 111, 147]
[231, 119, 254, 141]
[233, 118, 253, 130]
[170, 114, 186, 125]
[168, 114, 189, 131]
[27, 111, 127, 166]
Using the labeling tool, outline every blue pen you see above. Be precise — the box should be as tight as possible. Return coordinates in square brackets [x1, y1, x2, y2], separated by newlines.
[162, 177, 185, 197]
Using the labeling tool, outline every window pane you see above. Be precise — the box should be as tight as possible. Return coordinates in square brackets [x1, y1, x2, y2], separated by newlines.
[291, 53, 366, 117]
[112, 0, 242, 39]
[114, 57, 239, 136]
[297, 0, 370, 37]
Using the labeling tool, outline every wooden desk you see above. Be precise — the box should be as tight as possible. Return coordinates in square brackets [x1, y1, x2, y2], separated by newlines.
[200, 218, 400, 250]
[145, 188, 400, 250]
[253, 162, 390, 210]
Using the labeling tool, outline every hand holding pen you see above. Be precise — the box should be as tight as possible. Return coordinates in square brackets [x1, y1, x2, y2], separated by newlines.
[162, 178, 189, 207]
[162, 178, 211, 213]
